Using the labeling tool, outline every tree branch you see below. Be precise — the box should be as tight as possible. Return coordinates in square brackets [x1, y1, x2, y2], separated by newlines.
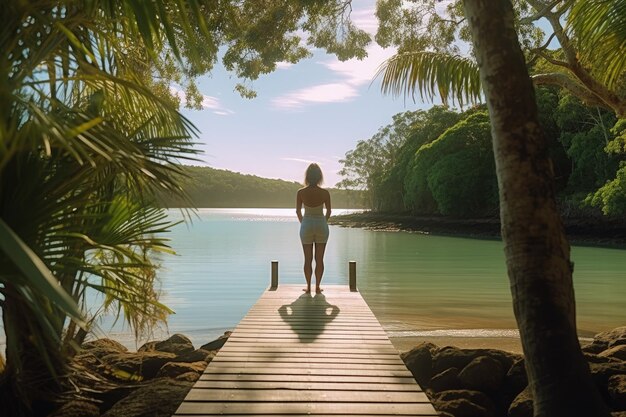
[532, 72, 609, 108]
[533, 49, 569, 68]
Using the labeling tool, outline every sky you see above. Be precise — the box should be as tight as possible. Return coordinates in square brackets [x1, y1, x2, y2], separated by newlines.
[176, 1, 435, 187]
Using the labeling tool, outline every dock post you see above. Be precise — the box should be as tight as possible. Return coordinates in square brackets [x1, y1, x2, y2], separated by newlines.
[349, 260, 357, 291]
[270, 260, 278, 290]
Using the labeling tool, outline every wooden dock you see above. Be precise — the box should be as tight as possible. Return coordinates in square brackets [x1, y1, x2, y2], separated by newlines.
[174, 283, 438, 416]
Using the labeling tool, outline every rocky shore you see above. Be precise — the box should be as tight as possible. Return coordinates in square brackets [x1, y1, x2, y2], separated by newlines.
[50, 327, 626, 417]
[329, 212, 626, 248]
[51, 332, 231, 417]
[402, 326, 626, 417]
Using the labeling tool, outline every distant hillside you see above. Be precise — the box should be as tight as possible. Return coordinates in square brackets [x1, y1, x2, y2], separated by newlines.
[159, 166, 366, 208]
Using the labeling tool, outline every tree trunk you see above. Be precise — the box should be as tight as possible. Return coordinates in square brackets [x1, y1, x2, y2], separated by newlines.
[461, 1, 610, 416]
[2, 284, 65, 417]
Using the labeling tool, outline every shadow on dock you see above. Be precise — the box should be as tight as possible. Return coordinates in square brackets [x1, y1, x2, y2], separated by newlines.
[278, 293, 339, 342]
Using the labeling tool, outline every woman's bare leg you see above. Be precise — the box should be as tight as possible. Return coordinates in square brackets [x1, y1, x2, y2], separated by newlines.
[302, 244, 313, 293]
[314, 242, 326, 293]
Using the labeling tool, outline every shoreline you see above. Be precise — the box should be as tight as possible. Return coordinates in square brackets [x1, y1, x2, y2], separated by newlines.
[329, 211, 626, 248]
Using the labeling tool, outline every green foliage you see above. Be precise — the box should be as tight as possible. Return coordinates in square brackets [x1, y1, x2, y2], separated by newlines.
[554, 94, 619, 191]
[587, 164, 626, 215]
[160, 166, 366, 208]
[405, 111, 497, 217]
[568, 0, 626, 90]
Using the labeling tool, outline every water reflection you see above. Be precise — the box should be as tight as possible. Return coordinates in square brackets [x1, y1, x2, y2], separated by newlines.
[278, 294, 339, 343]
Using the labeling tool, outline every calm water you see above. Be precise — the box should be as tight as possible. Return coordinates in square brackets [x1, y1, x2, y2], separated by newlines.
[3, 209, 624, 350]
[94, 208, 626, 347]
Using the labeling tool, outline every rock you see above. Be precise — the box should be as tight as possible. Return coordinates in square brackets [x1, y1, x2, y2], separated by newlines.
[93, 385, 139, 414]
[458, 355, 505, 393]
[593, 327, 626, 349]
[49, 401, 100, 417]
[433, 389, 496, 417]
[585, 352, 622, 364]
[0, 353, 5, 373]
[156, 361, 208, 379]
[582, 341, 607, 354]
[81, 338, 128, 358]
[431, 367, 462, 392]
[174, 348, 216, 363]
[433, 347, 520, 375]
[139, 334, 194, 356]
[600, 345, 626, 361]
[590, 362, 626, 387]
[101, 378, 193, 417]
[508, 386, 533, 417]
[612, 412, 626, 417]
[401, 342, 438, 387]
[175, 371, 201, 382]
[503, 359, 528, 405]
[102, 351, 176, 380]
[609, 374, 626, 411]
[200, 331, 232, 351]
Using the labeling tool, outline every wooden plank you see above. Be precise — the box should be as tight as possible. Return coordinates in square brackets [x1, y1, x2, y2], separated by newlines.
[183, 388, 430, 402]
[202, 367, 412, 377]
[197, 374, 418, 384]
[191, 381, 423, 391]
[176, 401, 438, 415]
[205, 361, 409, 371]
[218, 345, 400, 355]
[212, 357, 405, 365]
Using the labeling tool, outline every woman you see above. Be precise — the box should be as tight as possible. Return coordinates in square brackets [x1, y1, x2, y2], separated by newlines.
[296, 163, 331, 294]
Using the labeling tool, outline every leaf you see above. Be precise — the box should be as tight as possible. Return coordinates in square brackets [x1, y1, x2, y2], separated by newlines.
[0, 218, 85, 326]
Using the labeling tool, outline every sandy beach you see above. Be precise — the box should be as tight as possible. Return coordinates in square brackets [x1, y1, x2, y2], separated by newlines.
[389, 335, 523, 354]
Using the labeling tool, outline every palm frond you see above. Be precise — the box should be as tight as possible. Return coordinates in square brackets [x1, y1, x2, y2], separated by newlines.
[376, 51, 482, 107]
[568, 0, 626, 89]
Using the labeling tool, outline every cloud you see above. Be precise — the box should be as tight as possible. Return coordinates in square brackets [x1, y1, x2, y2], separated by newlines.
[271, 82, 359, 109]
[276, 62, 295, 70]
[169, 86, 235, 116]
[281, 157, 317, 164]
[270, 43, 396, 110]
[350, 7, 378, 35]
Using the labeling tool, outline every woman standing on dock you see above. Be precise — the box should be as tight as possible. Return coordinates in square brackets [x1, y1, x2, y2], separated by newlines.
[296, 163, 331, 294]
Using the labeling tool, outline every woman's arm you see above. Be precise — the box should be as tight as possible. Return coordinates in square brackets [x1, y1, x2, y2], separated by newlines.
[325, 190, 332, 221]
[296, 190, 303, 223]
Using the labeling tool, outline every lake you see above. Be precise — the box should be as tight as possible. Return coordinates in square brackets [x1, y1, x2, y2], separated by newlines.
[92, 208, 626, 348]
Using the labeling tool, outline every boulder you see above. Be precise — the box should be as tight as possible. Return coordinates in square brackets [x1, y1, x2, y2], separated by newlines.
[458, 355, 505, 393]
[401, 342, 438, 387]
[600, 345, 626, 361]
[508, 386, 533, 417]
[592, 327, 626, 350]
[139, 334, 194, 356]
[585, 352, 622, 364]
[156, 361, 208, 379]
[612, 412, 626, 417]
[609, 374, 626, 411]
[102, 351, 176, 380]
[93, 385, 139, 414]
[101, 378, 193, 417]
[433, 389, 496, 417]
[589, 362, 626, 387]
[49, 401, 100, 417]
[200, 331, 232, 351]
[504, 359, 528, 400]
[582, 341, 607, 354]
[81, 338, 128, 358]
[433, 347, 520, 375]
[175, 371, 201, 382]
[174, 348, 216, 363]
[431, 367, 462, 392]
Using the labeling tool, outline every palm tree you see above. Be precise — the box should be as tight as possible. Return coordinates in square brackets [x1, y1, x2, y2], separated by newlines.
[0, 1, 207, 414]
[377, 0, 626, 118]
[377, 0, 624, 415]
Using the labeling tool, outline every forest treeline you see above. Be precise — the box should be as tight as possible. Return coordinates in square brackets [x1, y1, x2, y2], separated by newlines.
[160, 166, 366, 208]
[338, 88, 626, 219]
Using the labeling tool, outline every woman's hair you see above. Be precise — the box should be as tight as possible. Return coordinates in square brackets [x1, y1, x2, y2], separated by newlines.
[304, 163, 323, 186]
